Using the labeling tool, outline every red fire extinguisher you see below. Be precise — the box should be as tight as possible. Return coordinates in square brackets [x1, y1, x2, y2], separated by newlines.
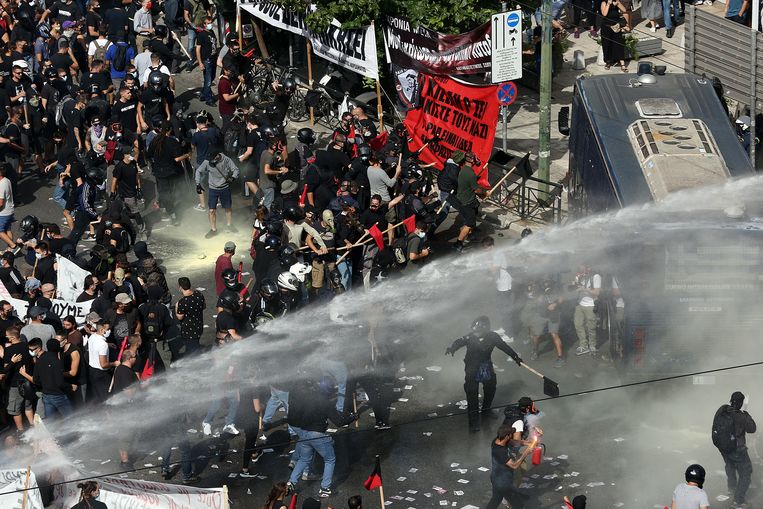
[532, 444, 543, 465]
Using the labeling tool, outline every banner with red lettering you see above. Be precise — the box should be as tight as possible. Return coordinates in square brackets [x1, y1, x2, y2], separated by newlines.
[404, 74, 499, 187]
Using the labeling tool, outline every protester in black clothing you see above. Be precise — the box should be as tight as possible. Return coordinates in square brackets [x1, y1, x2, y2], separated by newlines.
[195, 16, 218, 105]
[446, 316, 523, 432]
[0, 301, 22, 341]
[486, 424, 535, 509]
[0, 252, 23, 296]
[715, 391, 757, 506]
[33, 242, 57, 285]
[147, 123, 189, 226]
[239, 372, 265, 477]
[3, 326, 35, 431]
[71, 481, 107, 509]
[175, 277, 205, 357]
[33, 339, 74, 420]
[139, 285, 173, 366]
[113, 87, 140, 134]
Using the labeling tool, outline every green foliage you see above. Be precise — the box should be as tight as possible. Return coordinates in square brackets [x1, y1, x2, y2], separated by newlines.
[267, 0, 521, 33]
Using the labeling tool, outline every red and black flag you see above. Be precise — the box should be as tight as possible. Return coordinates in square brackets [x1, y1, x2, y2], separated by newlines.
[140, 342, 157, 381]
[364, 455, 383, 491]
[403, 214, 417, 234]
[368, 224, 384, 250]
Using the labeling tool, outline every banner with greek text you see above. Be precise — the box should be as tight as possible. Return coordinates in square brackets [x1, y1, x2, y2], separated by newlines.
[382, 15, 492, 75]
[238, 0, 379, 80]
[404, 74, 500, 187]
[0, 470, 45, 509]
[52, 475, 230, 509]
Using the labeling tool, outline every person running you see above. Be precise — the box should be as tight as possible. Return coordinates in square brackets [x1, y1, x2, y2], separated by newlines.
[486, 423, 536, 509]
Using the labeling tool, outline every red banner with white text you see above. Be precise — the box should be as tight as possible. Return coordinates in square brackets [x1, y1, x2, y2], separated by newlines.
[404, 74, 499, 187]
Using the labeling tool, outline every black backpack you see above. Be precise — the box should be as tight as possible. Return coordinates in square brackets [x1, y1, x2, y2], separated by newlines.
[712, 405, 737, 454]
[112, 44, 129, 72]
[392, 234, 414, 268]
[503, 403, 525, 436]
[142, 303, 164, 340]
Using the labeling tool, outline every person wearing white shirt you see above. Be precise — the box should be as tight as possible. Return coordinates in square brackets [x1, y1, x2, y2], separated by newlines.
[141, 53, 174, 92]
[134, 43, 153, 85]
[573, 264, 600, 356]
[86, 316, 119, 403]
[672, 464, 710, 509]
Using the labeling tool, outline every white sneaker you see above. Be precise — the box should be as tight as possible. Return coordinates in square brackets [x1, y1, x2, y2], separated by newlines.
[194, 204, 207, 211]
[223, 424, 240, 435]
[202, 422, 211, 436]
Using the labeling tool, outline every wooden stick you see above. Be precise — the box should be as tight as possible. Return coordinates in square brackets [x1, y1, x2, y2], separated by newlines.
[236, 0, 243, 49]
[31, 258, 38, 279]
[253, 21, 269, 59]
[519, 361, 545, 379]
[23, 103, 28, 126]
[352, 393, 359, 429]
[336, 229, 371, 264]
[171, 30, 192, 59]
[108, 336, 129, 393]
[20, 465, 31, 509]
[375, 79, 383, 132]
[39, 227, 46, 241]
[489, 167, 518, 194]
[378, 483, 386, 509]
[306, 40, 315, 126]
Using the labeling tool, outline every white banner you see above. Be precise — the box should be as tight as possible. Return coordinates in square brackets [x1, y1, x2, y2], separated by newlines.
[0, 469, 45, 509]
[56, 255, 92, 302]
[239, 0, 379, 80]
[52, 476, 230, 509]
[7, 295, 92, 325]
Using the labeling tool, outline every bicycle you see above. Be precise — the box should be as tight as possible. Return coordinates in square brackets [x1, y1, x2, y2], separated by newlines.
[303, 84, 341, 130]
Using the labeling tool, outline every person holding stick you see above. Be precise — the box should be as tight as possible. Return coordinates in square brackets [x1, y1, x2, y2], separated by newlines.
[446, 316, 523, 433]
[452, 152, 490, 253]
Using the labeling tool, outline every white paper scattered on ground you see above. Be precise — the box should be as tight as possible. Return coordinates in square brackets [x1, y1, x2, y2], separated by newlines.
[398, 398, 409, 402]
[426, 366, 442, 372]
[454, 490, 464, 496]
[405, 385, 414, 390]
[428, 413, 438, 417]
[477, 467, 489, 472]
[404, 497, 415, 501]
[247, 489, 252, 495]
[568, 483, 580, 488]
[613, 503, 624, 507]
[457, 479, 469, 484]
[143, 464, 154, 467]
[439, 501, 449, 506]
[452, 469, 467, 474]
[570, 471, 579, 476]
[460, 505, 479, 509]
[211, 465, 219, 469]
[148, 470, 157, 474]
[407, 490, 418, 494]
[409, 468, 418, 473]
[716, 495, 730, 502]
[557, 454, 568, 460]
[187, 429, 198, 433]
[423, 432, 432, 436]
[397, 477, 407, 481]
[613, 437, 625, 442]
[195, 287, 206, 292]
[228, 473, 237, 478]
[433, 486, 447, 494]
[518, 483, 534, 489]
[100, 460, 110, 464]
[424, 493, 432, 498]
[586, 482, 605, 487]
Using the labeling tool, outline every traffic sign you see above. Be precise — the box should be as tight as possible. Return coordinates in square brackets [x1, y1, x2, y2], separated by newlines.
[491, 10, 523, 83]
[497, 82, 518, 106]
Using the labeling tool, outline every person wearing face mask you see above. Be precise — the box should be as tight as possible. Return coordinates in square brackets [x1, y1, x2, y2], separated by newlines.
[111, 144, 145, 233]
[405, 219, 431, 266]
[32, 241, 57, 286]
[32, 338, 74, 420]
[85, 115, 108, 154]
[195, 145, 239, 238]
[105, 292, 141, 346]
[86, 314, 118, 404]
[195, 15, 218, 106]
[134, 0, 155, 53]
[72, 481, 107, 509]
[0, 252, 23, 297]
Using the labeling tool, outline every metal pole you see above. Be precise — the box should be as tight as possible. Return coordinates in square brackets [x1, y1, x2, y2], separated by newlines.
[501, 1, 508, 153]
[289, 34, 294, 68]
[538, 0, 553, 195]
[751, 28, 757, 168]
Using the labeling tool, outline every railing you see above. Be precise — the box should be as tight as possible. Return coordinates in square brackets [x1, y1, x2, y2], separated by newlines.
[486, 152, 565, 224]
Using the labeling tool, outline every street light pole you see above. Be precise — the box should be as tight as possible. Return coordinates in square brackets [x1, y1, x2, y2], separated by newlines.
[501, 1, 508, 153]
[538, 0, 552, 194]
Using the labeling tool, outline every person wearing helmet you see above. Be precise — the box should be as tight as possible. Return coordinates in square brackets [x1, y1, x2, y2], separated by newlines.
[218, 66, 243, 133]
[253, 233, 283, 296]
[142, 53, 174, 93]
[283, 205, 327, 254]
[446, 316, 523, 432]
[672, 464, 709, 509]
[292, 127, 315, 180]
[68, 165, 100, 244]
[249, 278, 286, 326]
[276, 271, 300, 312]
[138, 70, 171, 131]
[195, 146, 240, 238]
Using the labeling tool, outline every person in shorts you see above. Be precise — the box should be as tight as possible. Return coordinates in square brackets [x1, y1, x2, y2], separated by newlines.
[0, 165, 15, 249]
[195, 146, 240, 238]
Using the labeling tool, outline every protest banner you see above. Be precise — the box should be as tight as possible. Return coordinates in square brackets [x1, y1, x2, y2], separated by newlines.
[52, 475, 230, 509]
[0, 469, 45, 509]
[56, 255, 91, 302]
[382, 15, 492, 75]
[238, 0, 379, 80]
[404, 74, 500, 186]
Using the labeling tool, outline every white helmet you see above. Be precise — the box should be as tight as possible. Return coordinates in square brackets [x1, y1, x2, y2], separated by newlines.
[277, 271, 299, 291]
[289, 262, 310, 282]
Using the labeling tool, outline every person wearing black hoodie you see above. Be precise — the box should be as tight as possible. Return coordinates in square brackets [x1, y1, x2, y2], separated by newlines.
[715, 391, 757, 507]
[33, 339, 74, 420]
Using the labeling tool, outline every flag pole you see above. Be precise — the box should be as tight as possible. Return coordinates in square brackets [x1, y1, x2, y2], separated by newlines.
[376, 80, 383, 132]
[378, 482, 386, 509]
[306, 39, 315, 126]
[236, 0, 243, 49]
[20, 465, 31, 509]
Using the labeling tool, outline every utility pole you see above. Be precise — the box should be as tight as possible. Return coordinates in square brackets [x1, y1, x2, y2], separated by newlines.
[501, 1, 508, 153]
[538, 0, 552, 194]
